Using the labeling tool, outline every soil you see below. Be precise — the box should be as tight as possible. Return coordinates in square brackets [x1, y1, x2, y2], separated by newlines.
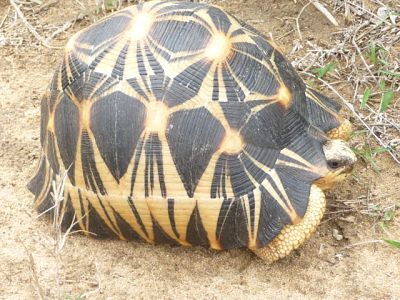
[1, 0, 399, 299]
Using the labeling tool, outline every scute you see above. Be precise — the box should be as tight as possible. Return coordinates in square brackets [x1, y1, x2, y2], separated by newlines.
[167, 107, 225, 197]
[29, 0, 343, 252]
[90, 91, 146, 182]
[54, 94, 80, 183]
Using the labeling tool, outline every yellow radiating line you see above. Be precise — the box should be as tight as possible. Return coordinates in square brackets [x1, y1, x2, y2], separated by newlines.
[306, 88, 338, 118]
[108, 194, 153, 243]
[122, 41, 141, 79]
[90, 192, 125, 239]
[196, 197, 224, 250]
[33, 158, 52, 209]
[268, 170, 300, 223]
[158, 132, 188, 197]
[232, 47, 276, 76]
[216, 62, 228, 102]
[230, 32, 257, 45]
[260, 173, 299, 223]
[156, 15, 208, 29]
[194, 8, 219, 34]
[194, 151, 219, 198]
[242, 149, 271, 174]
[171, 197, 196, 245]
[67, 184, 89, 234]
[64, 52, 73, 84]
[92, 40, 126, 77]
[225, 62, 251, 97]
[87, 75, 114, 101]
[280, 148, 320, 172]
[240, 187, 262, 248]
[275, 159, 314, 173]
[206, 101, 230, 131]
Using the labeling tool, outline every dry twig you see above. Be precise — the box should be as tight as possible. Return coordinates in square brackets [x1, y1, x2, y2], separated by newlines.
[19, 239, 45, 300]
[9, 0, 57, 48]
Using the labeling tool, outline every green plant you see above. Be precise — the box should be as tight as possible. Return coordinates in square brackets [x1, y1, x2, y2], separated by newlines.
[311, 61, 336, 78]
[362, 42, 397, 112]
[352, 141, 389, 170]
[383, 239, 400, 249]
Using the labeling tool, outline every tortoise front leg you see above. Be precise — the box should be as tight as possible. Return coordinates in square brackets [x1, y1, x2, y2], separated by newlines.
[251, 185, 326, 263]
[327, 118, 353, 141]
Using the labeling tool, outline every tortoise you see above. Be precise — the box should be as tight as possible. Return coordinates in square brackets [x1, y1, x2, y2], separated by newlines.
[28, 0, 356, 262]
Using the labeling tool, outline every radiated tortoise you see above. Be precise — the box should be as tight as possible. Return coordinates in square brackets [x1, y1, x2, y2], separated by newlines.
[28, 0, 357, 262]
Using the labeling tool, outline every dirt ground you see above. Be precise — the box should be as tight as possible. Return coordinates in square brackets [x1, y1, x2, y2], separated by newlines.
[1, 0, 399, 299]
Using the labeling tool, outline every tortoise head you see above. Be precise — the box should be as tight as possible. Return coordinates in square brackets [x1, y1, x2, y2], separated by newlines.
[315, 139, 357, 190]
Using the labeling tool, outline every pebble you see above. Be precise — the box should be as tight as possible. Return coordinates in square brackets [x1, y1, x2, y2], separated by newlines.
[332, 229, 344, 241]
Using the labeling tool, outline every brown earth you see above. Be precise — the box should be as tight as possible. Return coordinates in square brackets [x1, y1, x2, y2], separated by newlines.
[1, 0, 399, 299]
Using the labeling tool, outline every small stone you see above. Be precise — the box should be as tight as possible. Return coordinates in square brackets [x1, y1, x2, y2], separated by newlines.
[332, 229, 343, 241]
[339, 215, 356, 223]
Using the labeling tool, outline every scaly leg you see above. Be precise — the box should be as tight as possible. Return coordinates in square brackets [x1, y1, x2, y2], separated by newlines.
[252, 185, 326, 263]
[327, 118, 353, 141]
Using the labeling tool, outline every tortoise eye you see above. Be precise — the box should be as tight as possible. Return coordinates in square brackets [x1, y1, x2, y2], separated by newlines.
[327, 159, 341, 169]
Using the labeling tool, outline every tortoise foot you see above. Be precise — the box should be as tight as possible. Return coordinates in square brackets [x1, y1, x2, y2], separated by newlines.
[251, 185, 326, 263]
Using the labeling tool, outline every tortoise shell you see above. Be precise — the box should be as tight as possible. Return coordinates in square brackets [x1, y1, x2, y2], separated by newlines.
[29, 0, 342, 250]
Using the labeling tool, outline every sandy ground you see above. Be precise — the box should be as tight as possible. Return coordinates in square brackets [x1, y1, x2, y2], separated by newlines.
[1, 0, 399, 299]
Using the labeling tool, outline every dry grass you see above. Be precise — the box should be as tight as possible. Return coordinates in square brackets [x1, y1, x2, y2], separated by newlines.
[290, 0, 400, 165]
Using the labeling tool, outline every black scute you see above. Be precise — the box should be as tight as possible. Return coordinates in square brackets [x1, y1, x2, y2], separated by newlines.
[229, 51, 279, 96]
[167, 107, 225, 197]
[306, 88, 341, 132]
[54, 94, 80, 184]
[207, 6, 232, 34]
[27, 156, 47, 197]
[47, 132, 60, 176]
[257, 185, 288, 248]
[149, 20, 210, 53]
[75, 13, 131, 51]
[219, 102, 251, 129]
[186, 205, 210, 247]
[274, 133, 327, 218]
[39, 95, 49, 146]
[81, 130, 107, 195]
[240, 104, 285, 150]
[211, 154, 255, 198]
[66, 72, 117, 103]
[164, 58, 212, 107]
[90, 91, 146, 182]
[217, 198, 244, 249]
